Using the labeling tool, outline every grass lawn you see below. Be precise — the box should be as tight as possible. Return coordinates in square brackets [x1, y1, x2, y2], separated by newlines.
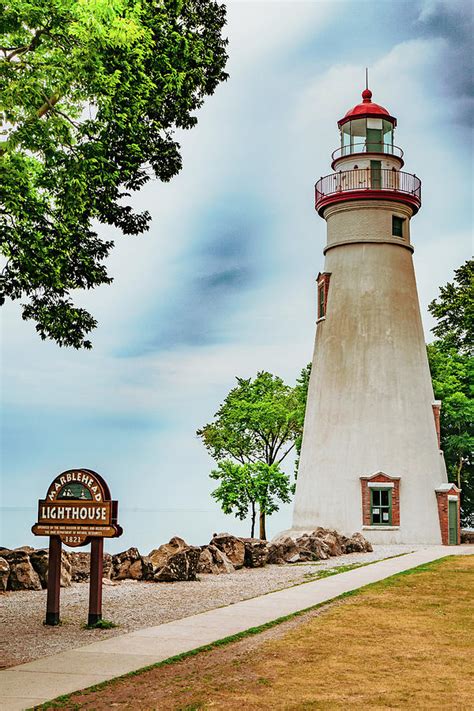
[41, 555, 474, 710]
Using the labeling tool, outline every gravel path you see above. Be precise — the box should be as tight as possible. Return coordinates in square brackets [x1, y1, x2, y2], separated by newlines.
[0, 545, 414, 669]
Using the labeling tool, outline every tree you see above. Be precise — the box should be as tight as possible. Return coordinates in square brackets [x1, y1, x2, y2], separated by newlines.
[1, 0, 228, 347]
[427, 343, 474, 527]
[197, 371, 302, 539]
[428, 259, 473, 356]
[293, 362, 311, 474]
[209, 460, 293, 538]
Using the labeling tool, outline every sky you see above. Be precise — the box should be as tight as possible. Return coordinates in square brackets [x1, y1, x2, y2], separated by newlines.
[1, 0, 473, 552]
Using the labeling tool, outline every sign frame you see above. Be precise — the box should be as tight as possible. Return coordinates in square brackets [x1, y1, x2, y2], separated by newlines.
[32, 468, 122, 625]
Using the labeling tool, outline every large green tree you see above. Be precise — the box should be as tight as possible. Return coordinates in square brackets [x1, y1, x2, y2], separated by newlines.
[427, 259, 474, 526]
[1, 0, 228, 347]
[428, 259, 473, 356]
[428, 344, 473, 526]
[197, 371, 304, 539]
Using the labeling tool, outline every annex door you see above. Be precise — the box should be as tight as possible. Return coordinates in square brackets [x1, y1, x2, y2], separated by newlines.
[448, 500, 458, 545]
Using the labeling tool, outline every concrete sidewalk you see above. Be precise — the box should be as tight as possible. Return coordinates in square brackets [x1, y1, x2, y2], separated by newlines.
[1, 546, 472, 710]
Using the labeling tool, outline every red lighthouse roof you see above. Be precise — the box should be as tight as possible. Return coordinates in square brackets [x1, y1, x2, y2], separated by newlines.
[338, 88, 397, 127]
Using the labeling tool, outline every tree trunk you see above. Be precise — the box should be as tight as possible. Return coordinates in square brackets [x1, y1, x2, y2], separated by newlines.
[456, 456, 464, 490]
[259, 510, 266, 540]
[250, 501, 256, 538]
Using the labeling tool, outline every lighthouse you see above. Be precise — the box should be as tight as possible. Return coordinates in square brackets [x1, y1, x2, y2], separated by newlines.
[292, 86, 461, 545]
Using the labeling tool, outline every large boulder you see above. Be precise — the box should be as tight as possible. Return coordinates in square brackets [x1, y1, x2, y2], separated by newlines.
[210, 533, 246, 569]
[312, 528, 344, 556]
[197, 545, 234, 574]
[0, 557, 10, 592]
[242, 538, 269, 568]
[342, 532, 373, 553]
[30, 549, 72, 588]
[69, 552, 91, 582]
[68, 552, 113, 582]
[267, 536, 302, 564]
[111, 547, 151, 581]
[295, 533, 331, 561]
[4, 550, 42, 591]
[149, 537, 188, 572]
[154, 547, 201, 582]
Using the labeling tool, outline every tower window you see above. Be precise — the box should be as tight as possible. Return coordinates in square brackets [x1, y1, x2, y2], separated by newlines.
[318, 285, 325, 318]
[392, 215, 405, 237]
[371, 488, 392, 525]
[317, 272, 331, 320]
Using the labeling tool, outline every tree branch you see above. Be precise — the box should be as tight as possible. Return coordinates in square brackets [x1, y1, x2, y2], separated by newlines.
[37, 94, 60, 118]
[276, 442, 295, 465]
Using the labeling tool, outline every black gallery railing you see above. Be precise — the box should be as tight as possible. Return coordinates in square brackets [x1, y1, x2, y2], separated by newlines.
[315, 169, 421, 207]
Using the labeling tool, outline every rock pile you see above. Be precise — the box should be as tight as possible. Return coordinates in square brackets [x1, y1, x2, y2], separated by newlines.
[0, 528, 372, 590]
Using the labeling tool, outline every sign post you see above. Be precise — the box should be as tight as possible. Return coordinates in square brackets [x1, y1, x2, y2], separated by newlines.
[32, 469, 122, 626]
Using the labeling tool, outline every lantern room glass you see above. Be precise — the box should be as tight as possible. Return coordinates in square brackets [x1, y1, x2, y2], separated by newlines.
[339, 118, 396, 157]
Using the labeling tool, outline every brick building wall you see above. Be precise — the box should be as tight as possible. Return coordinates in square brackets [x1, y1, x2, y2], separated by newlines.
[360, 472, 400, 527]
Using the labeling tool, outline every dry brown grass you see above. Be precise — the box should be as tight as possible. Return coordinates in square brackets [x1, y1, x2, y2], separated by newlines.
[48, 556, 474, 710]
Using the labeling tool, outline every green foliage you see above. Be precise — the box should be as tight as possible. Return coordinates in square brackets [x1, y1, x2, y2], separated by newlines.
[198, 371, 302, 537]
[83, 618, 118, 629]
[427, 343, 474, 526]
[198, 371, 301, 467]
[210, 460, 293, 537]
[293, 362, 311, 474]
[427, 261, 474, 526]
[1, 0, 228, 347]
[428, 259, 473, 356]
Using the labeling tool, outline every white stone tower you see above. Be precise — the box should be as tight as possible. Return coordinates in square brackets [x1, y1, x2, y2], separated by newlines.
[292, 86, 461, 545]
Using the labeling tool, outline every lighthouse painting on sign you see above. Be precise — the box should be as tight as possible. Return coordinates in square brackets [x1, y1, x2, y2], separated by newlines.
[291, 84, 461, 545]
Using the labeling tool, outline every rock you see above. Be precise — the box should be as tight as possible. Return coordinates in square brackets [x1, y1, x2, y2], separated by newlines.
[3, 550, 42, 591]
[313, 528, 344, 556]
[210, 533, 245, 569]
[266, 542, 285, 565]
[295, 533, 331, 561]
[102, 577, 118, 586]
[197, 545, 234, 574]
[267, 536, 301, 564]
[461, 530, 474, 544]
[342, 532, 373, 553]
[69, 552, 91, 582]
[103, 553, 113, 578]
[111, 547, 150, 581]
[242, 538, 269, 568]
[30, 549, 72, 588]
[0, 557, 10, 592]
[68, 552, 113, 582]
[149, 537, 188, 572]
[154, 547, 201, 582]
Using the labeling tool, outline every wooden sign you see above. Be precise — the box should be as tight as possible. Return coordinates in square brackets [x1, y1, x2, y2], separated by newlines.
[32, 468, 122, 626]
[32, 469, 122, 547]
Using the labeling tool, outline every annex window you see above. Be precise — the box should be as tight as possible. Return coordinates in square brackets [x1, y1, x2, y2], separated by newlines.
[371, 488, 392, 525]
[392, 215, 405, 237]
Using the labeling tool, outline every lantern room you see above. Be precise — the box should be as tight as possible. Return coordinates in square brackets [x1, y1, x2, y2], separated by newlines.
[315, 85, 421, 217]
[331, 89, 404, 168]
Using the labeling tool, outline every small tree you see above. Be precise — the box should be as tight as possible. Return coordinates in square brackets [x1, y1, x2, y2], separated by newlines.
[198, 371, 302, 539]
[210, 461, 293, 538]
